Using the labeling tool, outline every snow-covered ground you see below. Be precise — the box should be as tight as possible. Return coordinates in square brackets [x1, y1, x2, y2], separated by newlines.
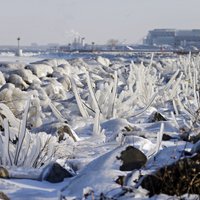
[0, 52, 199, 200]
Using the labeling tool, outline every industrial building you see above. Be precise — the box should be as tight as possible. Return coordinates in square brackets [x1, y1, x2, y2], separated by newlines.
[144, 29, 200, 49]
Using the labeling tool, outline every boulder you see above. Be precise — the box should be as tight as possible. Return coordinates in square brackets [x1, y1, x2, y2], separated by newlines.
[0, 166, 9, 178]
[15, 68, 41, 84]
[117, 146, 147, 171]
[162, 133, 173, 141]
[26, 64, 53, 78]
[7, 74, 28, 90]
[42, 163, 73, 183]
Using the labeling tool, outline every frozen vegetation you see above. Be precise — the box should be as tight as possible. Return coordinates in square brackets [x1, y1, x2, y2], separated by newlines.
[0, 52, 199, 199]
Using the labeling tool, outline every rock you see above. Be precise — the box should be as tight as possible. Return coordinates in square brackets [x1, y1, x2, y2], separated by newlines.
[0, 192, 9, 200]
[15, 68, 41, 84]
[7, 74, 28, 90]
[190, 133, 200, 143]
[149, 112, 167, 123]
[0, 166, 9, 178]
[162, 133, 172, 141]
[117, 146, 147, 171]
[141, 153, 200, 197]
[26, 64, 53, 78]
[42, 163, 73, 183]
[34, 122, 79, 142]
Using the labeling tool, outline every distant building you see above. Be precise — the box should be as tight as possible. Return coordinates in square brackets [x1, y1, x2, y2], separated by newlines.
[144, 29, 200, 48]
[145, 29, 175, 46]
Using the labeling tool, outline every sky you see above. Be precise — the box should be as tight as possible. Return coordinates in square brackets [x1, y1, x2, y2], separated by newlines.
[0, 0, 200, 46]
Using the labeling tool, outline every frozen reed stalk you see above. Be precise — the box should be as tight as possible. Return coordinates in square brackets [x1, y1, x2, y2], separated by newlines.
[170, 72, 183, 99]
[49, 101, 66, 123]
[149, 52, 154, 67]
[172, 99, 179, 115]
[155, 122, 164, 154]
[70, 77, 89, 118]
[107, 70, 118, 118]
[85, 70, 100, 114]
[133, 69, 180, 118]
[193, 70, 198, 108]
[14, 98, 31, 166]
[176, 94, 194, 120]
[187, 51, 191, 72]
[127, 63, 135, 94]
[2, 119, 12, 165]
[183, 119, 191, 129]
[164, 69, 180, 91]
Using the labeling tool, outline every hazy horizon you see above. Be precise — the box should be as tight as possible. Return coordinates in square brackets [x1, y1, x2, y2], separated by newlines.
[0, 0, 200, 46]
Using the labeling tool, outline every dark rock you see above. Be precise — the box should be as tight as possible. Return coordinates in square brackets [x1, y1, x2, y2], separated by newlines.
[43, 163, 73, 183]
[0, 192, 9, 200]
[117, 146, 147, 171]
[115, 175, 125, 186]
[141, 153, 200, 197]
[149, 112, 167, 123]
[0, 166, 9, 178]
[162, 133, 172, 141]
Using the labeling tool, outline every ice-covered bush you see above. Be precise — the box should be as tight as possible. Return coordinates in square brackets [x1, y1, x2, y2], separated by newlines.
[0, 84, 44, 128]
[0, 84, 28, 116]
[44, 79, 66, 100]
[0, 100, 74, 168]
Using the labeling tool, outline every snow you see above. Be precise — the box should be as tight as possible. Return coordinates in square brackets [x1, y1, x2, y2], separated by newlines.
[0, 52, 199, 199]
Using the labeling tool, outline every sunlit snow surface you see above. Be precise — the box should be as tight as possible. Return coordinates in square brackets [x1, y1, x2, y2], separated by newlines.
[0, 52, 198, 200]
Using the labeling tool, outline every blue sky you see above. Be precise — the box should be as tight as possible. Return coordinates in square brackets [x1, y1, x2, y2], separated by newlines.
[0, 0, 199, 45]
